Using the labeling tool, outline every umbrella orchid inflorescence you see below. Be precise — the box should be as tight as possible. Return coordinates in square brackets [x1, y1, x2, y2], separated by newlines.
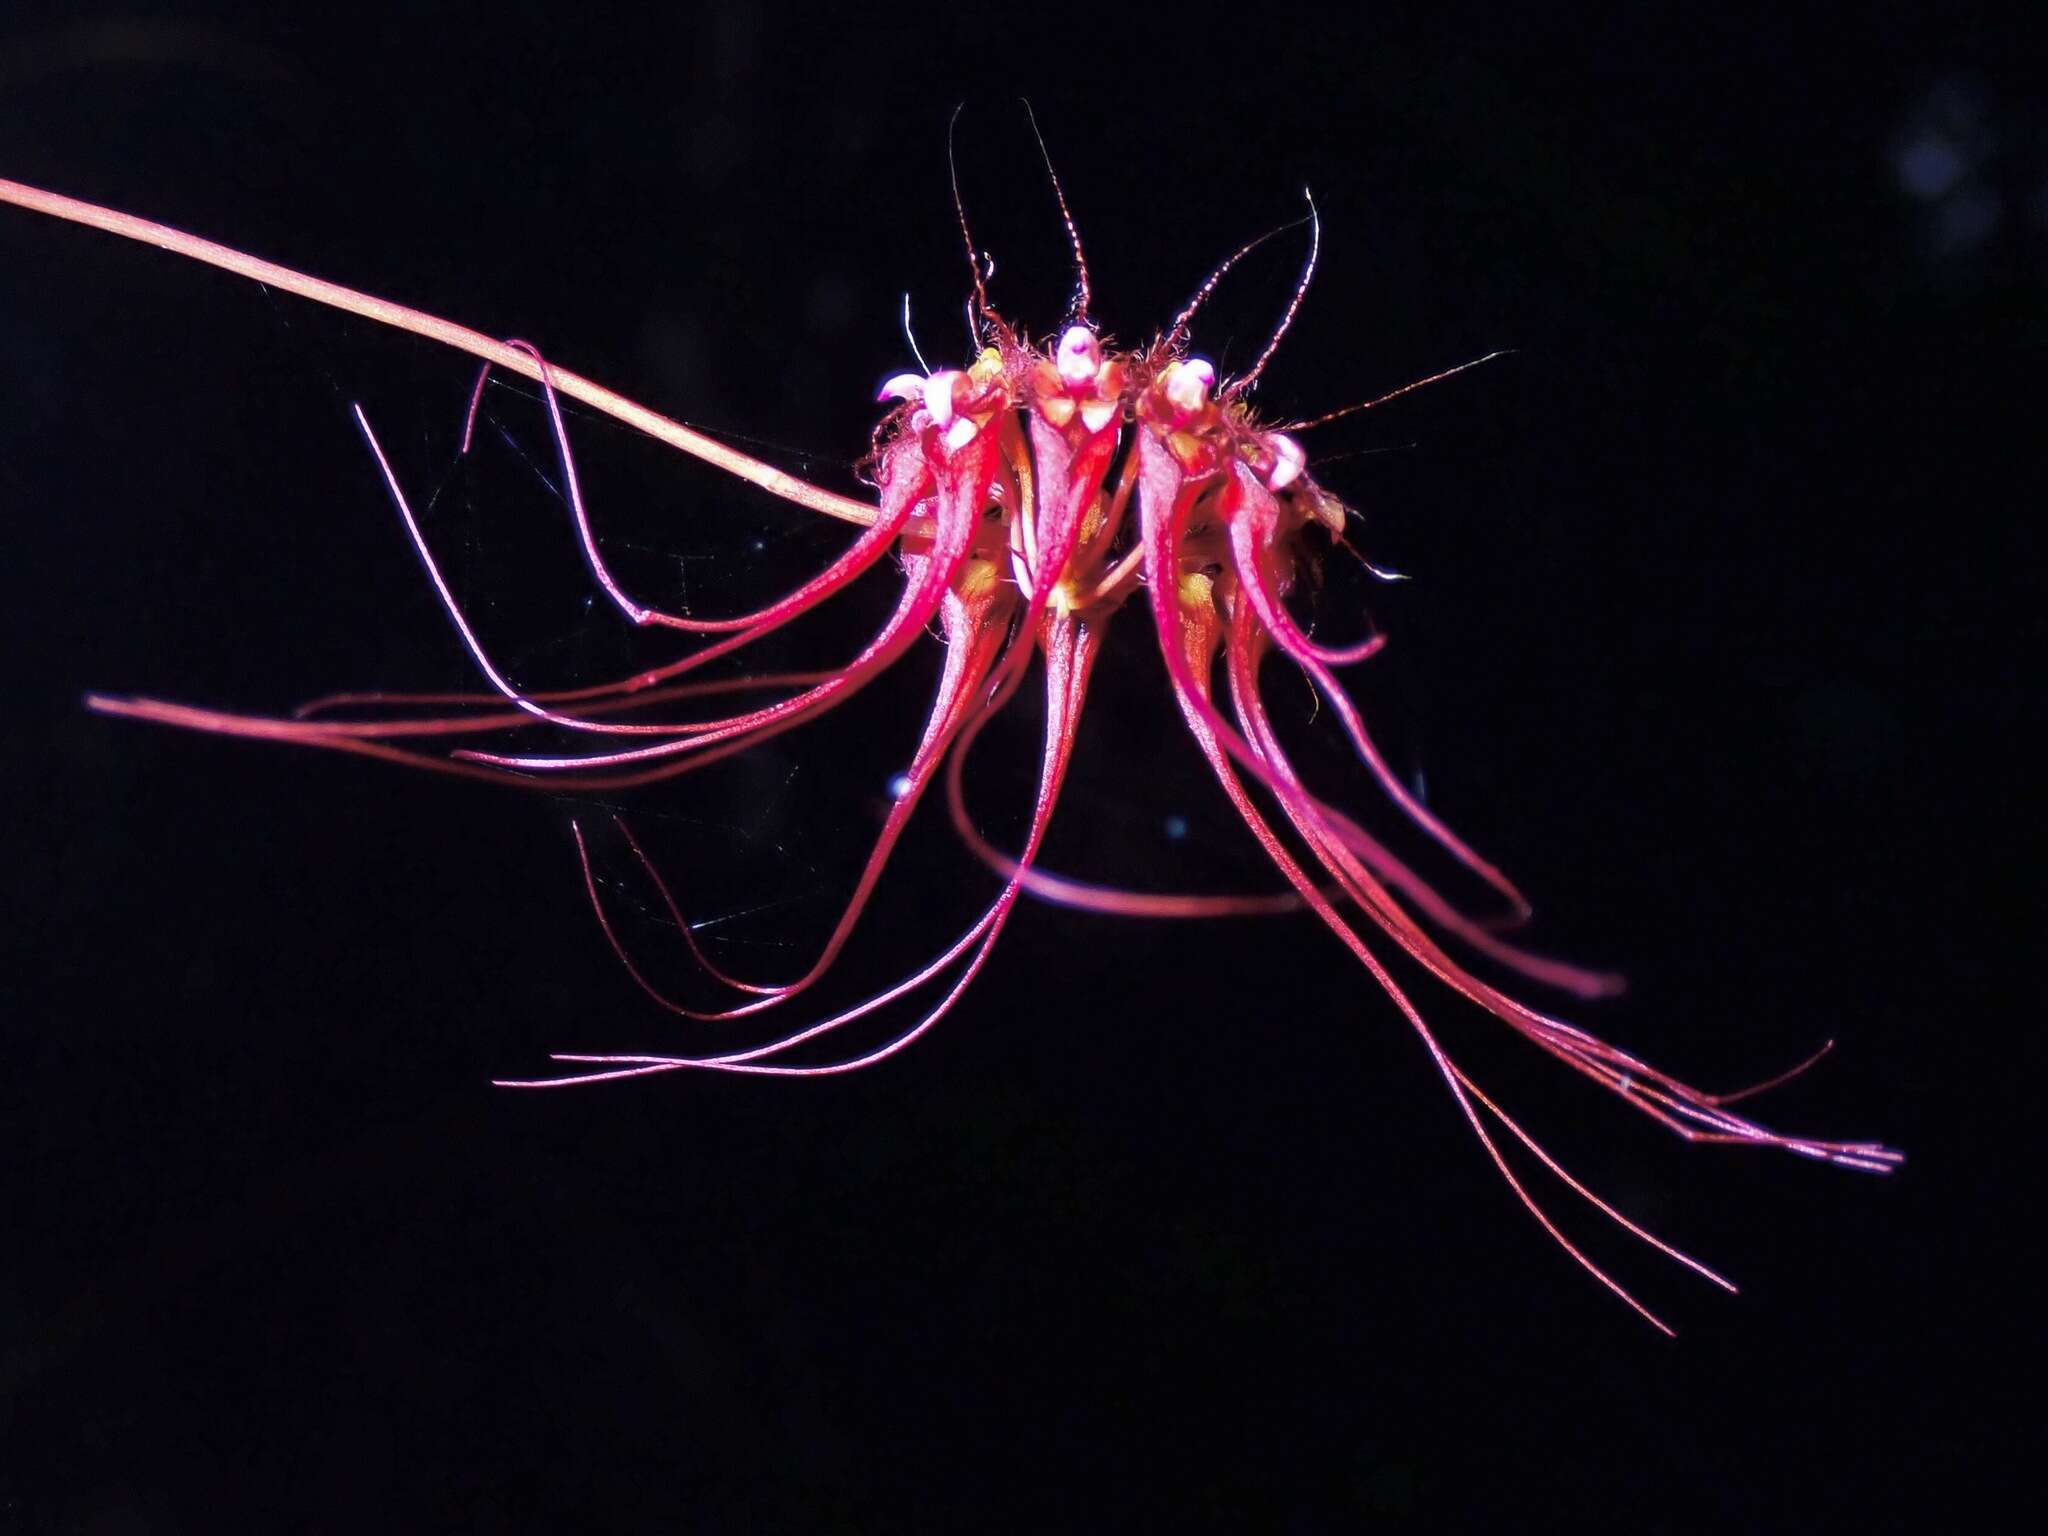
[0, 168, 1900, 1332]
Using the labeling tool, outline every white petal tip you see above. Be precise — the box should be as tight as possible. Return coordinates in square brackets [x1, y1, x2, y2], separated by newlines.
[1056, 324, 1101, 387]
[1165, 358, 1216, 414]
[923, 370, 963, 426]
[1266, 432, 1305, 489]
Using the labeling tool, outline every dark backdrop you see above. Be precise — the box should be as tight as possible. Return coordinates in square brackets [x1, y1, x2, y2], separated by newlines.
[0, 3, 2017, 1529]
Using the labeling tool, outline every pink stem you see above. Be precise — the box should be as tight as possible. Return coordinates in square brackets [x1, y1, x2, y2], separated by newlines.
[0, 175, 880, 527]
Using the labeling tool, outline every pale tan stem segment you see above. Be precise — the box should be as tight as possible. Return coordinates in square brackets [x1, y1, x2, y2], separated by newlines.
[0, 175, 879, 527]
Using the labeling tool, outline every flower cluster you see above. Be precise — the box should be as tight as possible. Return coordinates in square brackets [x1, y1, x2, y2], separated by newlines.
[1, 170, 1898, 1330]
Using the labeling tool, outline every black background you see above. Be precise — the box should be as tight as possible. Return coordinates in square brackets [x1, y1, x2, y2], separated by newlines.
[0, 3, 2020, 1530]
